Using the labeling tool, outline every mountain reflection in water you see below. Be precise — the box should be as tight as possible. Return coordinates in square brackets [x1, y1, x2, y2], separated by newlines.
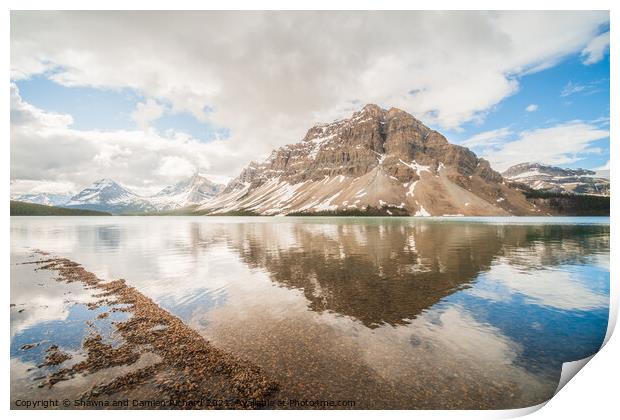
[11, 217, 609, 409]
[220, 220, 608, 328]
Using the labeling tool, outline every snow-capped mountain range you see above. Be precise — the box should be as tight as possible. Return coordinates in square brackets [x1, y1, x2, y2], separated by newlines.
[502, 163, 610, 196]
[64, 179, 155, 213]
[12, 106, 609, 216]
[14, 174, 224, 214]
[10, 192, 72, 207]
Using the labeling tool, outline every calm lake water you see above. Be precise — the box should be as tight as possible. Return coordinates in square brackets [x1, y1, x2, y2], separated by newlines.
[10, 216, 610, 409]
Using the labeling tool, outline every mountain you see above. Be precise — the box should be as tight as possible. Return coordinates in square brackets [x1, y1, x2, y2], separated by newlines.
[10, 192, 71, 207]
[200, 104, 538, 216]
[64, 179, 156, 214]
[149, 174, 224, 211]
[502, 163, 610, 196]
[61, 175, 224, 214]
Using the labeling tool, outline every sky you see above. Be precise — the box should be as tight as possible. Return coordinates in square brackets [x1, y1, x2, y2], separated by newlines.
[10, 11, 610, 196]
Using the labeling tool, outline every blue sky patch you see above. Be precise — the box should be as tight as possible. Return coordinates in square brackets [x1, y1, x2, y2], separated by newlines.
[15, 75, 228, 142]
[442, 52, 609, 170]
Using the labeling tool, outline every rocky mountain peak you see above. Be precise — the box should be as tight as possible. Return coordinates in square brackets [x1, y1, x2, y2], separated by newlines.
[362, 103, 382, 112]
[386, 106, 412, 118]
[204, 104, 537, 216]
[70, 179, 134, 200]
[92, 178, 120, 188]
[358, 103, 384, 117]
[225, 103, 495, 190]
[78, 179, 144, 204]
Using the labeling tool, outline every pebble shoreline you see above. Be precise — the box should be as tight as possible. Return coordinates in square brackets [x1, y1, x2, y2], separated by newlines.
[25, 253, 279, 409]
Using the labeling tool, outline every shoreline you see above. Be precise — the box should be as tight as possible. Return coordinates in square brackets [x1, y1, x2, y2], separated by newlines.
[13, 252, 279, 409]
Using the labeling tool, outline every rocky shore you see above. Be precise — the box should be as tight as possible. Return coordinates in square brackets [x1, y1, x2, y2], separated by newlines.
[17, 252, 279, 409]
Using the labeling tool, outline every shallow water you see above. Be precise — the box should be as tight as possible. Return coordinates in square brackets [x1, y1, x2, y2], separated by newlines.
[10, 216, 610, 409]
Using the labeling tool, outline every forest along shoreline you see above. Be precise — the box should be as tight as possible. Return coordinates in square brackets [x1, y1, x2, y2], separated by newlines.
[14, 251, 279, 409]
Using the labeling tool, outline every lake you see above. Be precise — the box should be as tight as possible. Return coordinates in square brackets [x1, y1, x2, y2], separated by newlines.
[10, 216, 610, 409]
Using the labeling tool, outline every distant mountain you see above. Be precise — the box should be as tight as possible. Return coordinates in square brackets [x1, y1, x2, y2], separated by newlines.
[502, 162, 610, 196]
[60, 175, 224, 214]
[11, 192, 71, 207]
[200, 104, 538, 216]
[149, 174, 224, 211]
[64, 179, 156, 214]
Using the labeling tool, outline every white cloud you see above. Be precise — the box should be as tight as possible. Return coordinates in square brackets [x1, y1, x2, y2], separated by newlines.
[561, 82, 585, 97]
[10, 84, 239, 196]
[525, 104, 538, 112]
[460, 127, 513, 148]
[561, 79, 606, 98]
[131, 98, 165, 131]
[469, 261, 608, 311]
[10, 179, 77, 195]
[480, 121, 609, 171]
[581, 31, 610, 65]
[9, 11, 610, 191]
[156, 156, 196, 178]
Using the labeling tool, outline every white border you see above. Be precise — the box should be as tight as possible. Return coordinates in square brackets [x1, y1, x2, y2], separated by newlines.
[3, 2, 617, 420]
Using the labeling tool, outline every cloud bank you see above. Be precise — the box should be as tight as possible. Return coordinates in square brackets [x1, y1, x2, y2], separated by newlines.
[466, 121, 610, 172]
[10, 84, 235, 195]
[10, 11, 609, 193]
